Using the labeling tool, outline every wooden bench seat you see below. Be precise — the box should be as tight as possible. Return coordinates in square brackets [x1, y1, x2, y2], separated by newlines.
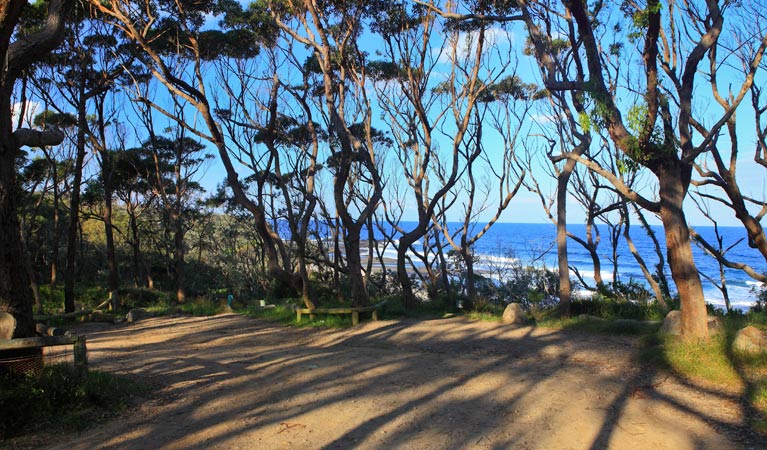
[294, 301, 386, 326]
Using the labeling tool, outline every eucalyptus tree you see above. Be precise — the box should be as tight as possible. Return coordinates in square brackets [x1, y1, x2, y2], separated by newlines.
[90, 0, 330, 308]
[433, 73, 531, 304]
[104, 145, 156, 288]
[24, 111, 77, 288]
[269, 0, 388, 306]
[134, 128, 211, 303]
[686, 2, 767, 284]
[1, 0, 72, 337]
[371, 2, 498, 308]
[515, 0, 767, 338]
[213, 42, 328, 308]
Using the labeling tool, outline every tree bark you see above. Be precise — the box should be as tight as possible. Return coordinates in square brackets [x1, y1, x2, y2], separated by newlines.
[658, 165, 708, 338]
[173, 212, 185, 303]
[64, 77, 87, 313]
[556, 159, 577, 317]
[344, 232, 368, 307]
[0, 0, 72, 336]
[103, 162, 119, 310]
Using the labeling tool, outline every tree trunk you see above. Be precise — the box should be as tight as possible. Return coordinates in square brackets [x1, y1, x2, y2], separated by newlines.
[129, 212, 141, 288]
[463, 248, 476, 304]
[556, 160, 576, 317]
[0, 122, 36, 338]
[50, 176, 59, 286]
[173, 214, 185, 304]
[658, 167, 708, 338]
[63, 83, 87, 313]
[397, 229, 423, 309]
[345, 232, 368, 307]
[102, 155, 119, 310]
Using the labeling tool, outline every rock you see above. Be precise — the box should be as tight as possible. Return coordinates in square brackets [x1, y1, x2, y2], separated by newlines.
[660, 310, 682, 335]
[733, 326, 767, 354]
[706, 316, 724, 335]
[661, 310, 723, 335]
[502, 303, 526, 324]
[126, 308, 150, 323]
[0, 312, 16, 339]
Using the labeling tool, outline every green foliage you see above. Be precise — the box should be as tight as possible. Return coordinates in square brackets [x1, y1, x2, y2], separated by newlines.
[0, 366, 144, 440]
[119, 288, 172, 309]
[537, 315, 661, 335]
[570, 294, 668, 322]
[578, 111, 591, 133]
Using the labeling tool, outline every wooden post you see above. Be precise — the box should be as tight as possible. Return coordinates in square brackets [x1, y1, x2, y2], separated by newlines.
[352, 311, 359, 326]
[296, 310, 302, 322]
[372, 310, 378, 321]
[73, 335, 88, 380]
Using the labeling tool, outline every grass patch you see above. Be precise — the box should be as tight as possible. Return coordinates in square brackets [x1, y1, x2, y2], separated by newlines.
[0, 365, 145, 441]
[640, 319, 767, 435]
[144, 297, 223, 317]
[239, 303, 353, 328]
[537, 315, 661, 335]
[465, 311, 503, 322]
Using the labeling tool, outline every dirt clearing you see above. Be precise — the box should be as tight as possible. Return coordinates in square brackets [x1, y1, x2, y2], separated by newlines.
[28, 314, 762, 449]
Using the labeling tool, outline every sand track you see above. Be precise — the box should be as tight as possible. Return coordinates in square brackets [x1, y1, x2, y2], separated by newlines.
[35, 314, 762, 449]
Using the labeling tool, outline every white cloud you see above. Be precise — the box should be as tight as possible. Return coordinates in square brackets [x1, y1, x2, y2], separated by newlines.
[438, 27, 514, 64]
[11, 101, 41, 129]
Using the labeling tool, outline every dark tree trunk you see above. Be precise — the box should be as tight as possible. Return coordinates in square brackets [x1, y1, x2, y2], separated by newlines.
[50, 175, 59, 286]
[129, 212, 141, 288]
[397, 230, 421, 309]
[64, 81, 87, 313]
[173, 213, 185, 303]
[0, 0, 72, 334]
[0, 113, 36, 338]
[344, 232, 368, 307]
[102, 153, 119, 310]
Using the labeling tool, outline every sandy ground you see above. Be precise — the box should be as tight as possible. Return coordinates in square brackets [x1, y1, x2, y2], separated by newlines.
[21, 314, 764, 449]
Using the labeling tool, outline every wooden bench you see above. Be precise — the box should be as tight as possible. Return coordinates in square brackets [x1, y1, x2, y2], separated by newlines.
[0, 313, 88, 377]
[294, 301, 386, 326]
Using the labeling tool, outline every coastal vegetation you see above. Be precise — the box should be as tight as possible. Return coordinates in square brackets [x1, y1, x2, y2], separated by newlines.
[2, 0, 767, 444]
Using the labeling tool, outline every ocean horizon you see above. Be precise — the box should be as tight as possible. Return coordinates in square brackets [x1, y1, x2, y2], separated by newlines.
[345, 221, 766, 310]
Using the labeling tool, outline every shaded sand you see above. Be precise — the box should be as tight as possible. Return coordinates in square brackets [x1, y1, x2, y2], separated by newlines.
[24, 314, 762, 449]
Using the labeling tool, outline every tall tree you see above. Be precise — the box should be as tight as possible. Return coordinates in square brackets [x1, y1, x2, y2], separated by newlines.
[517, 0, 767, 338]
[0, 0, 71, 338]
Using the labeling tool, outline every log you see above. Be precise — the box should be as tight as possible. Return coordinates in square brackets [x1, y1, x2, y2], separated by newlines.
[34, 309, 92, 322]
[0, 335, 77, 350]
[35, 323, 68, 336]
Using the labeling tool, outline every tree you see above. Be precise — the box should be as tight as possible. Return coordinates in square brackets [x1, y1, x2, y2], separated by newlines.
[517, 0, 767, 338]
[1, 0, 71, 338]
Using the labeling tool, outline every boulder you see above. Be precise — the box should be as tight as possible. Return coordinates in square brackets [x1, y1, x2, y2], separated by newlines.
[0, 312, 16, 339]
[126, 308, 150, 323]
[706, 316, 724, 335]
[733, 326, 767, 354]
[660, 310, 682, 335]
[661, 310, 723, 335]
[502, 303, 526, 324]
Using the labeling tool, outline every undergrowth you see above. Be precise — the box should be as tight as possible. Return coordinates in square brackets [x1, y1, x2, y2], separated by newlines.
[0, 365, 145, 441]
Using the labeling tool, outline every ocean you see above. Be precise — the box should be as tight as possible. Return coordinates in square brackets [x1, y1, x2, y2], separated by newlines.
[361, 222, 766, 310]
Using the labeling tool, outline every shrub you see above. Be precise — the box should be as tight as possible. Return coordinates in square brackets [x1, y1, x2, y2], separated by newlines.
[118, 288, 170, 308]
[0, 365, 142, 440]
